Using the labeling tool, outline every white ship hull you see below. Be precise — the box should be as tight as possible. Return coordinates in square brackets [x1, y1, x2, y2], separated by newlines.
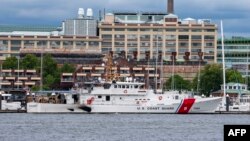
[27, 97, 222, 114]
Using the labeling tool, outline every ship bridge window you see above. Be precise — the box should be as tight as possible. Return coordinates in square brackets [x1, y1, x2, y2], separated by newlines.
[118, 85, 121, 88]
[98, 95, 102, 99]
[122, 85, 125, 88]
[135, 85, 138, 88]
[175, 96, 179, 100]
[114, 85, 117, 88]
[104, 83, 111, 89]
[126, 85, 129, 88]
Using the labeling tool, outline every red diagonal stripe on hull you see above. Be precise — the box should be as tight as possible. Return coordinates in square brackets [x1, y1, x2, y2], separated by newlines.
[177, 98, 195, 114]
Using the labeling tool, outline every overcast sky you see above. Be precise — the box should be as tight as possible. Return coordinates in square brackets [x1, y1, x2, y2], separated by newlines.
[0, 0, 249, 36]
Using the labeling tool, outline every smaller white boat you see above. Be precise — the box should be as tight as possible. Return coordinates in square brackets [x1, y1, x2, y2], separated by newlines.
[27, 91, 89, 113]
[216, 95, 250, 112]
[0, 93, 23, 110]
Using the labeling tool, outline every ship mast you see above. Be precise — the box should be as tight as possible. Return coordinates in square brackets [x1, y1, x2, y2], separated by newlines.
[104, 52, 118, 82]
[221, 21, 226, 103]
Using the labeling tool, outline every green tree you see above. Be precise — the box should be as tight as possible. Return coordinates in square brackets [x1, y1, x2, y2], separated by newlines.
[38, 54, 60, 90]
[42, 54, 58, 77]
[193, 64, 244, 96]
[31, 85, 40, 91]
[44, 74, 56, 90]
[2, 56, 18, 69]
[165, 75, 192, 91]
[226, 69, 244, 83]
[193, 64, 222, 96]
[59, 63, 75, 73]
[21, 54, 39, 69]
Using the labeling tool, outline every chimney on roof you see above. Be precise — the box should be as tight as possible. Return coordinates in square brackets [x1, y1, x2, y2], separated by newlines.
[167, 0, 174, 14]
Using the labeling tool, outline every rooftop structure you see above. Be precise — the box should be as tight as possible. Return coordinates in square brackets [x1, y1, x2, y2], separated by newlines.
[0, 24, 59, 32]
[62, 8, 97, 36]
[0, 24, 61, 36]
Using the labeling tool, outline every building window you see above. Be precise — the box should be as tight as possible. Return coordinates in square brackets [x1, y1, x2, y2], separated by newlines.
[179, 29, 189, 32]
[165, 18, 177, 22]
[166, 42, 176, 47]
[204, 29, 215, 32]
[102, 34, 112, 39]
[140, 29, 151, 32]
[76, 41, 87, 49]
[179, 42, 188, 47]
[166, 28, 176, 32]
[140, 35, 150, 40]
[191, 35, 202, 40]
[50, 41, 60, 49]
[89, 41, 99, 47]
[63, 41, 73, 48]
[192, 43, 201, 47]
[127, 34, 137, 40]
[205, 42, 214, 47]
[0, 40, 8, 51]
[24, 40, 35, 49]
[115, 42, 125, 46]
[115, 34, 125, 39]
[204, 35, 214, 40]
[178, 35, 189, 40]
[102, 28, 112, 31]
[115, 28, 125, 31]
[153, 29, 162, 32]
[192, 29, 202, 32]
[166, 35, 176, 40]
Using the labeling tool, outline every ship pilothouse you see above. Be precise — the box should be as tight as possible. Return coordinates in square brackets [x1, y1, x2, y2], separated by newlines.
[81, 78, 152, 107]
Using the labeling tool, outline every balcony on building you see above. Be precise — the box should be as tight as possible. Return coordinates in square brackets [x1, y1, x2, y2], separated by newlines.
[61, 73, 74, 82]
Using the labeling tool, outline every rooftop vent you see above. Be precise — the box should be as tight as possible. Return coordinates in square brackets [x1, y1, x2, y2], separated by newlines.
[78, 8, 84, 19]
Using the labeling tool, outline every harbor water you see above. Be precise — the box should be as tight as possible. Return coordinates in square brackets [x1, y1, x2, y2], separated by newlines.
[0, 114, 250, 141]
